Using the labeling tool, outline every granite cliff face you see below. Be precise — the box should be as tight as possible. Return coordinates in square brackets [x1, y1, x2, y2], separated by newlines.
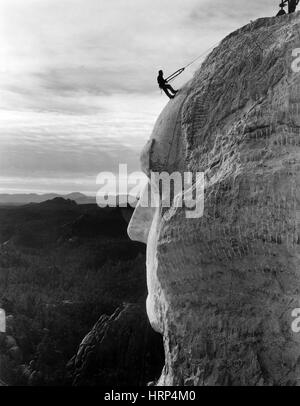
[129, 13, 300, 385]
[67, 304, 164, 386]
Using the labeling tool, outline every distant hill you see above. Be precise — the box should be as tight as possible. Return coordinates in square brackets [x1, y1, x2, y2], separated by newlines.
[0, 192, 95, 206]
[0, 197, 137, 247]
[0, 193, 138, 207]
[24, 197, 78, 210]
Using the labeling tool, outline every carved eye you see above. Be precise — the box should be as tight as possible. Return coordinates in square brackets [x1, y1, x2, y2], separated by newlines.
[140, 139, 155, 179]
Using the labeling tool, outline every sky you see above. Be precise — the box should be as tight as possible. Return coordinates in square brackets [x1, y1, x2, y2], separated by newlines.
[0, 0, 277, 195]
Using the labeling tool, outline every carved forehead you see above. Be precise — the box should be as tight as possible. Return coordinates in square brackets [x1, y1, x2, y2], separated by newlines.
[141, 16, 300, 180]
[140, 87, 191, 176]
[179, 19, 300, 174]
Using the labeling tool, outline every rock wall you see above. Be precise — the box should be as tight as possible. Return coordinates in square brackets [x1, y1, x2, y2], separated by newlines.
[67, 304, 164, 386]
[129, 13, 300, 385]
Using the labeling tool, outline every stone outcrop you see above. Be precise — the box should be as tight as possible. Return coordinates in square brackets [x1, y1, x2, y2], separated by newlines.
[67, 303, 164, 386]
[128, 13, 300, 385]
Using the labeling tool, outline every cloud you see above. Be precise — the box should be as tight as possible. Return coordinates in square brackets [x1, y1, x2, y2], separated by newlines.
[0, 0, 277, 106]
[0, 0, 280, 193]
[0, 93, 163, 181]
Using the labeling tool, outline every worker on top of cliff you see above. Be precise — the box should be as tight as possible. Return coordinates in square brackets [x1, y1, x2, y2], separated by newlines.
[277, 2, 287, 15]
[157, 70, 178, 99]
[278, 0, 299, 14]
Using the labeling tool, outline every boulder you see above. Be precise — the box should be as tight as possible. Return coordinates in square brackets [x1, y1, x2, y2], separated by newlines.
[68, 303, 164, 386]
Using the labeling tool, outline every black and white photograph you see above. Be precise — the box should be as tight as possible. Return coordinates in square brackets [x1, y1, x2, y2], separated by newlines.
[1, 0, 300, 395]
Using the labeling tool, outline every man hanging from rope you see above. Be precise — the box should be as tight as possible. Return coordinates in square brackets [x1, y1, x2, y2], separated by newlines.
[278, 0, 299, 14]
[157, 70, 178, 99]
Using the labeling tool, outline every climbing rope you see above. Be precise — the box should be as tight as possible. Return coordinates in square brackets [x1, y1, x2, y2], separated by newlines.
[166, 68, 185, 83]
[165, 17, 280, 85]
[165, 40, 221, 83]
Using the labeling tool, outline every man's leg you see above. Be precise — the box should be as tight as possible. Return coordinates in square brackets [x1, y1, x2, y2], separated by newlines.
[166, 84, 178, 94]
[162, 87, 175, 99]
[289, 0, 297, 13]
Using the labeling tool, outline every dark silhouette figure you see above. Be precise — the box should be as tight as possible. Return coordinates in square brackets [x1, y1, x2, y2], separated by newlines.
[278, 0, 299, 14]
[157, 70, 178, 99]
[288, 0, 299, 12]
[277, 2, 287, 15]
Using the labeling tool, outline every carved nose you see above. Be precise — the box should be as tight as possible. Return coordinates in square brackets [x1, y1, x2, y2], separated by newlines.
[127, 182, 158, 244]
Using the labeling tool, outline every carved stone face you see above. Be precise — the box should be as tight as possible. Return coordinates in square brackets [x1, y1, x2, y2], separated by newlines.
[129, 16, 300, 386]
[128, 87, 190, 335]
